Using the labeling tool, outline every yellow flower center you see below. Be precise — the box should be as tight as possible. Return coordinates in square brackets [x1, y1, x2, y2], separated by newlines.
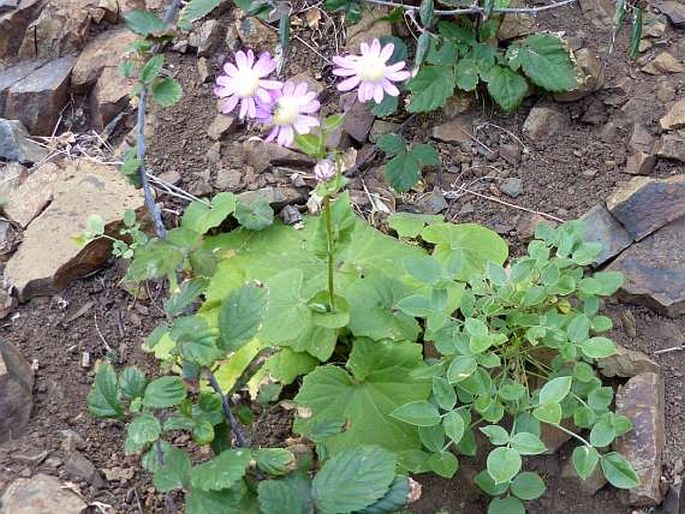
[233, 68, 260, 97]
[273, 96, 300, 125]
[357, 55, 387, 82]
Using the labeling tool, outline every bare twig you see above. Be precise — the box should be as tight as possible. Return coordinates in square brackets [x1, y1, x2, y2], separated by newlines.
[362, 0, 578, 16]
[134, 0, 183, 240]
[654, 344, 685, 355]
[205, 369, 250, 448]
[444, 185, 565, 222]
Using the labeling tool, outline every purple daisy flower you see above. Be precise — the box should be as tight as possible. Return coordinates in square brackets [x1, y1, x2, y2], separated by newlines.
[314, 159, 336, 182]
[257, 81, 321, 147]
[332, 39, 411, 104]
[214, 49, 282, 120]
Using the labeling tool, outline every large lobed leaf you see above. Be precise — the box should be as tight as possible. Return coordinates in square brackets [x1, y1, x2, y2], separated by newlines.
[506, 34, 578, 93]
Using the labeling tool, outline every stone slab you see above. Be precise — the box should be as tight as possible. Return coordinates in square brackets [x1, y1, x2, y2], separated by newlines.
[0, 60, 47, 116]
[0, 473, 87, 513]
[0, 340, 34, 443]
[0, 119, 48, 164]
[581, 203, 633, 266]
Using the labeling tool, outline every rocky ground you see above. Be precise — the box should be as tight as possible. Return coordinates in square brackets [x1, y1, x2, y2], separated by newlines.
[0, 0, 685, 512]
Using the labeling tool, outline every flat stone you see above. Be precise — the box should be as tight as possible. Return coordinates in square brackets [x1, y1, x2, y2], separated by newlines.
[516, 213, 557, 242]
[0, 0, 44, 59]
[188, 19, 223, 57]
[243, 140, 315, 173]
[0, 0, 19, 10]
[1, 474, 87, 513]
[416, 190, 448, 215]
[65, 450, 103, 486]
[237, 186, 306, 211]
[342, 97, 375, 143]
[345, 6, 392, 53]
[214, 167, 241, 190]
[580, 204, 633, 266]
[578, 0, 615, 27]
[231, 9, 278, 52]
[656, 81, 676, 103]
[540, 418, 574, 453]
[431, 116, 473, 149]
[614, 372, 665, 506]
[625, 152, 656, 175]
[90, 65, 132, 130]
[500, 177, 523, 198]
[657, 131, 685, 162]
[660, 99, 685, 131]
[4, 159, 145, 301]
[659, 0, 685, 27]
[5, 56, 77, 136]
[606, 175, 685, 241]
[607, 217, 685, 317]
[0, 162, 29, 200]
[555, 48, 604, 102]
[642, 11, 668, 37]
[290, 71, 324, 96]
[0, 340, 34, 443]
[598, 343, 660, 378]
[642, 52, 685, 75]
[17, 0, 97, 59]
[523, 106, 566, 141]
[369, 120, 399, 144]
[0, 119, 48, 164]
[629, 123, 654, 153]
[157, 170, 181, 185]
[207, 113, 237, 141]
[560, 455, 607, 494]
[197, 57, 210, 83]
[0, 60, 47, 115]
[4, 162, 61, 227]
[71, 28, 137, 91]
[498, 12, 536, 40]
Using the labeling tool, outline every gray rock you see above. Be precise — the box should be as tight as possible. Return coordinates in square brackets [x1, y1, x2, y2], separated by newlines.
[500, 177, 523, 198]
[660, 99, 685, 131]
[431, 116, 473, 149]
[629, 123, 654, 153]
[642, 52, 685, 75]
[555, 48, 604, 102]
[237, 186, 307, 211]
[0, 0, 44, 59]
[0, 161, 29, 200]
[625, 152, 656, 175]
[207, 113, 237, 141]
[4, 159, 145, 301]
[280, 204, 302, 225]
[0, 0, 19, 10]
[90, 65, 132, 130]
[657, 131, 685, 162]
[580, 204, 633, 266]
[65, 450, 103, 486]
[369, 120, 399, 144]
[243, 140, 314, 173]
[0, 119, 48, 164]
[606, 175, 685, 241]
[659, 0, 685, 27]
[614, 372, 665, 506]
[5, 55, 77, 136]
[189, 19, 223, 57]
[598, 344, 660, 378]
[0, 59, 47, 115]
[342, 97, 375, 143]
[416, 190, 448, 215]
[607, 217, 685, 317]
[1, 474, 86, 514]
[523, 106, 566, 141]
[0, 340, 34, 443]
[71, 28, 137, 91]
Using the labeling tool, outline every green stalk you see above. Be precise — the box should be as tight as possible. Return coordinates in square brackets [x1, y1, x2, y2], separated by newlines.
[323, 195, 336, 312]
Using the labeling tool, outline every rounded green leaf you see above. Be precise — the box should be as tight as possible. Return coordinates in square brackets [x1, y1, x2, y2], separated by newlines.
[142, 376, 186, 409]
[258, 475, 313, 514]
[428, 451, 459, 478]
[312, 446, 397, 514]
[486, 447, 522, 485]
[479, 425, 510, 446]
[600, 452, 641, 489]
[488, 496, 525, 514]
[539, 376, 572, 404]
[151, 77, 183, 107]
[572, 446, 599, 480]
[475, 470, 509, 496]
[533, 402, 562, 425]
[218, 283, 268, 352]
[88, 362, 123, 418]
[590, 415, 615, 447]
[573, 362, 596, 383]
[390, 401, 441, 427]
[580, 337, 616, 359]
[432, 376, 457, 411]
[253, 449, 295, 476]
[419, 424, 446, 452]
[191, 420, 215, 445]
[447, 356, 477, 383]
[443, 411, 466, 445]
[510, 432, 547, 455]
[511, 471, 546, 500]
[125, 414, 161, 454]
[190, 449, 251, 491]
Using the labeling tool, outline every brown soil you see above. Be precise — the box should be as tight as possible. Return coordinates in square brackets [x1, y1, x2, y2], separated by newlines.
[1, 1, 684, 514]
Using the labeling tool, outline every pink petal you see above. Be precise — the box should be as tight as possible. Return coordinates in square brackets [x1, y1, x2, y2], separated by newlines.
[333, 67, 358, 77]
[278, 125, 294, 147]
[247, 97, 257, 119]
[337, 75, 361, 92]
[386, 61, 407, 73]
[293, 115, 319, 133]
[239, 98, 249, 119]
[380, 42, 394, 62]
[221, 95, 239, 114]
[255, 88, 272, 104]
[223, 62, 239, 77]
[381, 79, 400, 96]
[373, 83, 385, 103]
[265, 127, 278, 143]
[333, 55, 357, 68]
[260, 79, 284, 90]
[370, 39, 381, 56]
[294, 82, 308, 97]
[235, 50, 247, 69]
[300, 100, 320, 114]
[386, 70, 411, 82]
[360, 41, 369, 55]
[216, 75, 233, 87]
[245, 49, 255, 67]
[358, 81, 374, 102]
[254, 52, 276, 76]
[283, 81, 296, 96]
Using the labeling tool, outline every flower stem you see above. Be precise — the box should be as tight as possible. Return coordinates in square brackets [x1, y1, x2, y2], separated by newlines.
[323, 195, 336, 312]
